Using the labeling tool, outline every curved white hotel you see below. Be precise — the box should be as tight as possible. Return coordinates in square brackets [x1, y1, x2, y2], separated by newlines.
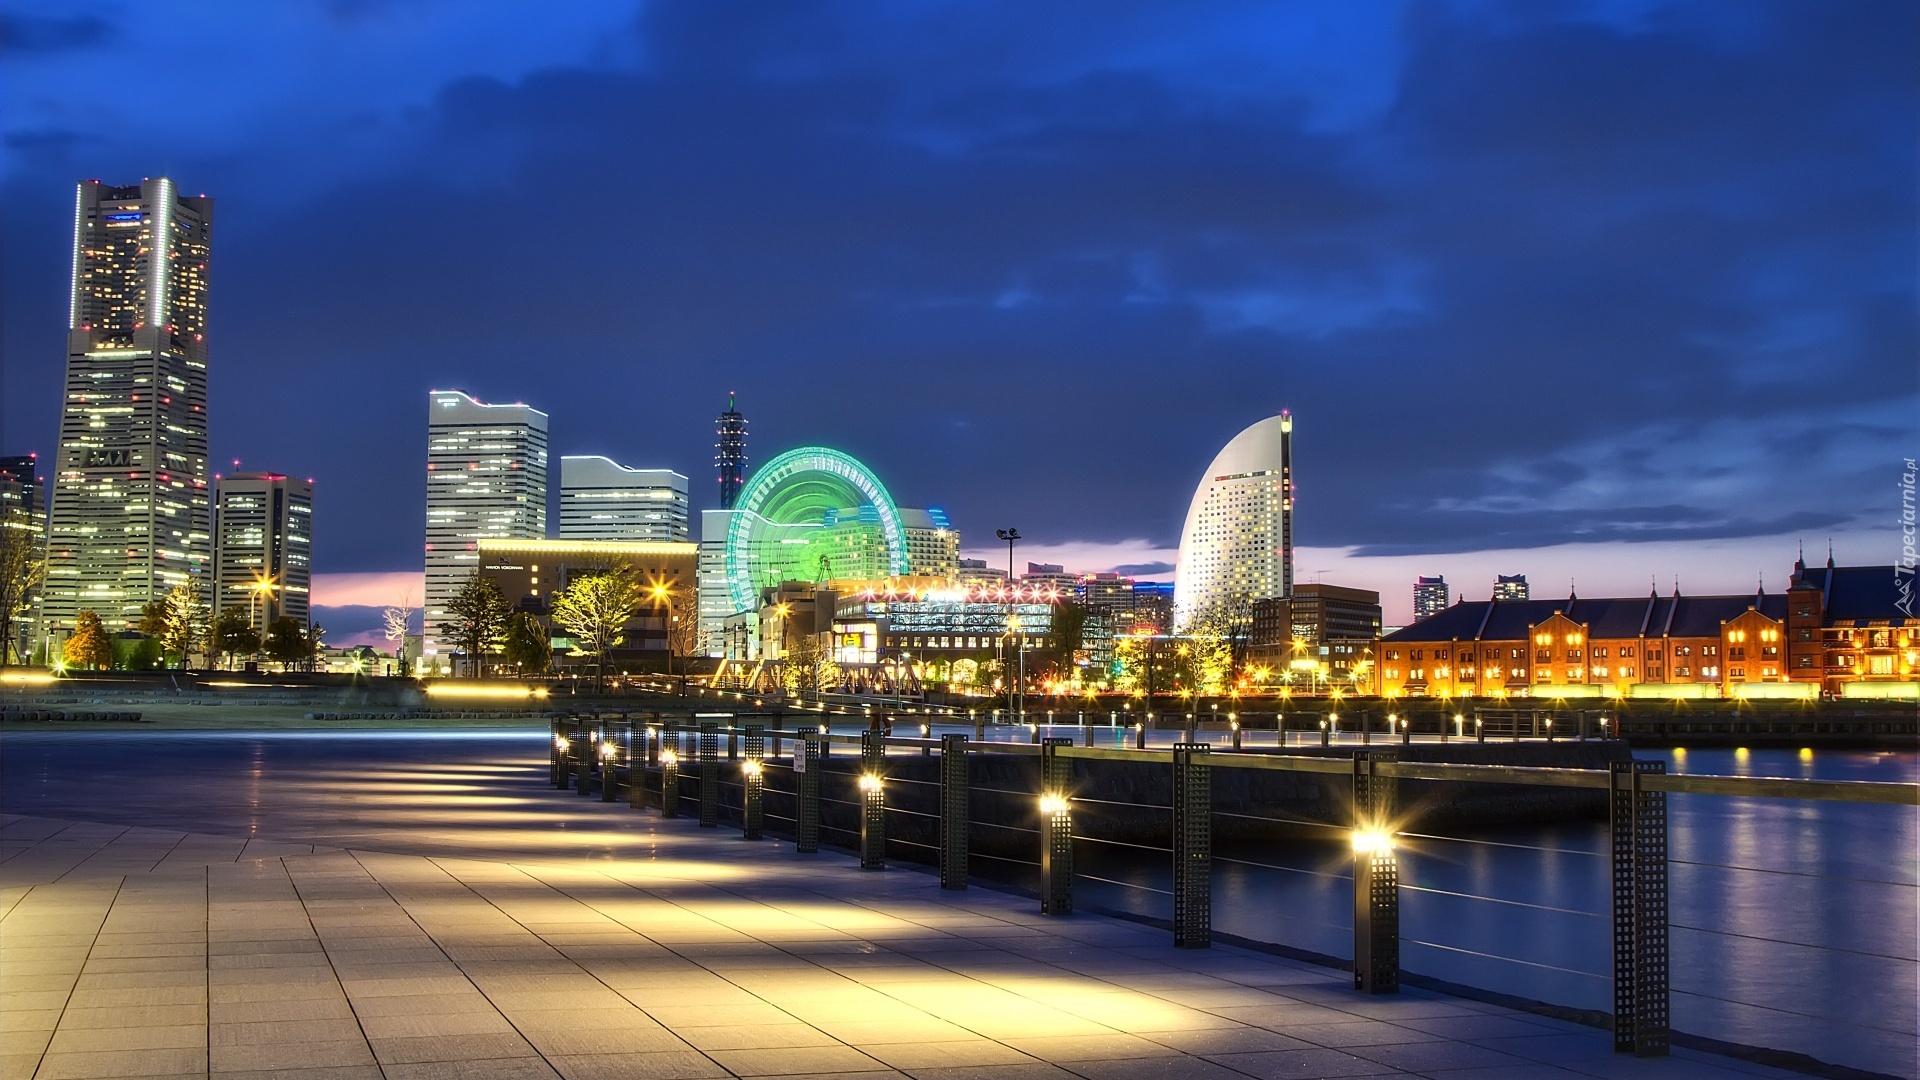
[1174, 412, 1293, 628]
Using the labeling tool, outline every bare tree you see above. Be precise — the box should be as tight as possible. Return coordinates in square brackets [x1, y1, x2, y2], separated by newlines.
[382, 595, 415, 675]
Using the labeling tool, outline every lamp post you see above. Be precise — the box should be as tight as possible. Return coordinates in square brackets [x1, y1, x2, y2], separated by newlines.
[997, 528, 1022, 722]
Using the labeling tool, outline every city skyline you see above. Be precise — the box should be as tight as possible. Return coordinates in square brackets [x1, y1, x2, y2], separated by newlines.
[2, 3, 1911, 642]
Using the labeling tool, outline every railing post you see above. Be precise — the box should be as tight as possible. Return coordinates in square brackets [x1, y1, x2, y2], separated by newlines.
[742, 724, 764, 840]
[1039, 737, 1073, 916]
[660, 739, 681, 818]
[1172, 742, 1211, 948]
[1360, 709, 1372, 746]
[550, 718, 566, 787]
[1230, 720, 1242, 751]
[600, 727, 618, 802]
[574, 724, 594, 796]
[1612, 760, 1669, 1057]
[1134, 722, 1147, 749]
[698, 722, 719, 827]
[628, 723, 647, 810]
[1400, 715, 1412, 745]
[939, 734, 969, 889]
[1476, 712, 1487, 743]
[1352, 750, 1399, 994]
[1321, 717, 1331, 746]
[859, 730, 886, 870]
[795, 732, 822, 853]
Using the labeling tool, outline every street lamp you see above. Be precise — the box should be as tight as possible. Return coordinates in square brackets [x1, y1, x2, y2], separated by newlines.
[997, 527, 1023, 722]
[648, 581, 676, 681]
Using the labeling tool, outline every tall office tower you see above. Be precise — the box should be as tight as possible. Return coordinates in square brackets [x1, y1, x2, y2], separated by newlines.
[716, 392, 747, 510]
[424, 390, 548, 663]
[697, 508, 742, 655]
[212, 473, 313, 628]
[1, 455, 46, 662]
[558, 456, 689, 542]
[44, 179, 213, 638]
[1173, 410, 1293, 627]
[1413, 575, 1450, 621]
[1493, 574, 1530, 602]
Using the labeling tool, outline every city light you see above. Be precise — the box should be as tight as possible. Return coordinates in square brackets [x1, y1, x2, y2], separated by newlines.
[1351, 828, 1396, 854]
[425, 683, 550, 699]
[0, 672, 55, 686]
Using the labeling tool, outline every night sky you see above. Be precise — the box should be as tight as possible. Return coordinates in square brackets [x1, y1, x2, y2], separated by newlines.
[2, 1, 1913, 634]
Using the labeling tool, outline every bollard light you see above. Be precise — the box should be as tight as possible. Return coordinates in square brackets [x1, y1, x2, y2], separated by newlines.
[741, 759, 763, 777]
[555, 735, 571, 754]
[661, 748, 677, 765]
[858, 773, 883, 792]
[1351, 828, 1396, 854]
[1039, 793, 1068, 815]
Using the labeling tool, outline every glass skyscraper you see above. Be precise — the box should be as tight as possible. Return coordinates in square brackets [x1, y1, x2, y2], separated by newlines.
[424, 390, 547, 665]
[1173, 411, 1294, 627]
[44, 179, 214, 639]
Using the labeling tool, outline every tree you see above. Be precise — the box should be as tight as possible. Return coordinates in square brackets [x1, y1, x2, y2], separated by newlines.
[500, 612, 552, 676]
[548, 566, 639, 691]
[655, 582, 700, 673]
[0, 522, 44, 666]
[136, 599, 169, 638]
[1033, 601, 1089, 681]
[157, 584, 208, 668]
[209, 606, 259, 668]
[63, 610, 113, 670]
[441, 571, 511, 677]
[263, 617, 313, 670]
[382, 596, 415, 674]
[781, 633, 831, 694]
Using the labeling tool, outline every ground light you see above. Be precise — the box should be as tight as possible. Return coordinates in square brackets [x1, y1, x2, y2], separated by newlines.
[425, 683, 549, 700]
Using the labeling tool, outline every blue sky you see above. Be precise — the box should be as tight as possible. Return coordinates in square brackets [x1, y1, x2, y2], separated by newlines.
[2, 0, 1912, 631]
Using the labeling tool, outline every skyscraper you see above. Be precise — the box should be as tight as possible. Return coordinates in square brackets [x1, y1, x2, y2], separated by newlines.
[212, 473, 312, 628]
[1173, 411, 1293, 627]
[1493, 574, 1530, 601]
[45, 179, 214, 639]
[716, 392, 747, 510]
[1, 455, 46, 662]
[558, 456, 688, 542]
[424, 390, 547, 664]
[1413, 575, 1450, 621]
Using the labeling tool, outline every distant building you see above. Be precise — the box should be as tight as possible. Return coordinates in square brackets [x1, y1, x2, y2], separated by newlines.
[424, 391, 548, 664]
[46, 179, 214, 638]
[1249, 584, 1381, 691]
[1021, 562, 1078, 597]
[1175, 411, 1293, 626]
[1375, 555, 1914, 700]
[558, 456, 688, 542]
[957, 558, 1006, 586]
[212, 473, 313, 628]
[716, 393, 747, 510]
[477, 538, 696, 662]
[1493, 574, 1530, 601]
[1131, 582, 1175, 635]
[696, 508, 741, 656]
[902, 508, 959, 579]
[1413, 576, 1449, 622]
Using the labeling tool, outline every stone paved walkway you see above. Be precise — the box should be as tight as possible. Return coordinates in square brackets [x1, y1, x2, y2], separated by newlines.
[1, 807, 1810, 1080]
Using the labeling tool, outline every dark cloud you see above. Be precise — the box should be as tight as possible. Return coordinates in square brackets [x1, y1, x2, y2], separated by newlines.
[0, 13, 114, 53]
[0, 0, 1911, 574]
[1113, 562, 1175, 577]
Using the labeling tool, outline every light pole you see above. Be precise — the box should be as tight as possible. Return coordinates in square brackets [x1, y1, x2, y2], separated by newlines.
[997, 528, 1022, 722]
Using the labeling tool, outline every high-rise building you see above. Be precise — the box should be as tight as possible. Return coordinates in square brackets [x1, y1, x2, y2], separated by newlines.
[696, 508, 741, 656]
[1493, 574, 1530, 601]
[957, 558, 1006, 586]
[212, 473, 312, 628]
[716, 392, 747, 510]
[902, 508, 958, 579]
[424, 390, 548, 663]
[558, 456, 688, 542]
[1174, 411, 1293, 627]
[1413, 575, 1450, 622]
[44, 179, 214, 639]
[1, 455, 46, 662]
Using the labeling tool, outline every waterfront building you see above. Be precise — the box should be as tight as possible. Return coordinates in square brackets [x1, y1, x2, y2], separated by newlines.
[424, 391, 548, 664]
[716, 393, 747, 510]
[696, 508, 741, 656]
[1078, 572, 1136, 668]
[477, 538, 696, 661]
[557, 455, 688, 542]
[1493, 574, 1530, 601]
[1249, 584, 1381, 691]
[1131, 582, 1175, 635]
[1413, 575, 1450, 622]
[45, 179, 214, 638]
[1174, 411, 1293, 627]
[212, 473, 312, 627]
[1375, 555, 1915, 700]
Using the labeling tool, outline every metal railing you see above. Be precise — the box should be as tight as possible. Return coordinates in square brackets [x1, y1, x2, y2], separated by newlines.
[542, 710, 1917, 1068]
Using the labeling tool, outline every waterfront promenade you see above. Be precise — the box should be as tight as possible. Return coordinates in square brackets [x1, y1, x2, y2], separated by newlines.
[0, 729, 1821, 1080]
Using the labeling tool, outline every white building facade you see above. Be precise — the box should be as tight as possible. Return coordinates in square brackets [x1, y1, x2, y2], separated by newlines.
[557, 455, 688, 542]
[424, 390, 547, 664]
[1173, 411, 1293, 628]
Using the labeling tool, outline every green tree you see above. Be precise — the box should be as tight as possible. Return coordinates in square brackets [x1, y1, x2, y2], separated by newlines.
[0, 521, 45, 666]
[500, 612, 552, 676]
[263, 617, 313, 670]
[63, 610, 114, 670]
[136, 599, 168, 638]
[208, 606, 259, 668]
[549, 566, 639, 691]
[441, 571, 511, 677]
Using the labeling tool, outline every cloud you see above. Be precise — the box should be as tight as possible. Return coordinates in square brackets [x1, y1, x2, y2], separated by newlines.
[311, 572, 423, 609]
